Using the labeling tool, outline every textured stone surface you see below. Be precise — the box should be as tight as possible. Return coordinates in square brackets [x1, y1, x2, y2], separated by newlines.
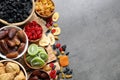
[54, 0, 120, 80]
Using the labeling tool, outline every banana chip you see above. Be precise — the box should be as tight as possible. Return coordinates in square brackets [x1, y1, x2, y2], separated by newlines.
[52, 12, 59, 22]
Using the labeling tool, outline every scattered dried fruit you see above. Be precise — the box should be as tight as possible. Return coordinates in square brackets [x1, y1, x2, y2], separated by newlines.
[59, 55, 69, 67]
[52, 12, 59, 22]
[56, 43, 61, 48]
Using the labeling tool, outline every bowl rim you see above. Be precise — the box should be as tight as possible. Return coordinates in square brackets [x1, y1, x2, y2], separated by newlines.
[0, 0, 35, 26]
[35, 0, 55, 18]
[0, 59, 28, 80]
[0, 26, 29, 59]
[24, 46, 48, 69]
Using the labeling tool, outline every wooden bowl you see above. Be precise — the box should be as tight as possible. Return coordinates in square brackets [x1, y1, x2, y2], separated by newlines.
[24, 47, 48, 69]
[35, 0, 55, 18]
[0, 0, 35, 26]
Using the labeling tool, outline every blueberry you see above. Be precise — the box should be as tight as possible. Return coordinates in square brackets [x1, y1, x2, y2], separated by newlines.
[52, 44, 56, 50]
[56, 51, 60, 56]
[57, 70, 61, 75]
[66, 52, 70, 55]
[62, 45, 67, 51]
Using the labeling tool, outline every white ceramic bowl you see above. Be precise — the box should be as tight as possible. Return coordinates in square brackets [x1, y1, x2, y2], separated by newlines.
[0, 60, 28, 80]
[0, 26, 28, 59]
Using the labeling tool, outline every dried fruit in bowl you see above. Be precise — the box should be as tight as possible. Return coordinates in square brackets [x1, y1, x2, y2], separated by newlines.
[0, 26, 27, 59]
[24, 21, 43, 41]
[26, 44, 48, 68]
[35, 0, 55, 17]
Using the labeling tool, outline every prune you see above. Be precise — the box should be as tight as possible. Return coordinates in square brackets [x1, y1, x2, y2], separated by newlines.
[32, 70, 41, 76]
[40, 73, 48, 79]
[29, 76, 39, 80]
[8, 28, 17, 39]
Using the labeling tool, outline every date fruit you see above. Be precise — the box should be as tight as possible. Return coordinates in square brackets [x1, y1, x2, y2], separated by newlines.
[13, 36, 21, 46]
[6, 39, 16, 47]
[18, 43, 25, 54]
[6, 51, 19, 58]
[17, 30, 26, 43]
[8, 28, 17, 39]
[0, 40, 10, 54]
[0, 30, 8, 39]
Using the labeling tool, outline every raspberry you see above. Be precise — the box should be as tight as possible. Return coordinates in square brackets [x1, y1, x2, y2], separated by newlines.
[56, 43, 61, 48]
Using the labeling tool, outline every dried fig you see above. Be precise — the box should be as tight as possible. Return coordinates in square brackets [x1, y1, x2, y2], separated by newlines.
[0, 40, 10, 54]
[17, 30, 26, 43]
[17, 43, 25, 54]
[0, 30, 8, 39]
[6, 51, 18, 58]
[13, 36, 20, 46]
[6, 39, 16, 47]
[8, 28, 17, 39]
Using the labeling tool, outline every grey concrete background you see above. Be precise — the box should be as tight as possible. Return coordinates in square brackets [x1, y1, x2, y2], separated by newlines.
[54, 0, 120, 80]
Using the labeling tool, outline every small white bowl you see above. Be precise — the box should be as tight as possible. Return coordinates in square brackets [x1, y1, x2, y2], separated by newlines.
[0, 26, 28, 59]
[0, 60, 28, 80]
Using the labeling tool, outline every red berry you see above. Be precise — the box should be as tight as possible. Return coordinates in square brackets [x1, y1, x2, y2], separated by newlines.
[56, 43, 61, 48]
[59, 47, 63, 52]
[49, 70, 56, 79]
[51, 29, 56, 34]
[49, 63, 54, 68]
[32, 21, 37, 25]
[46, 23, 51, 28]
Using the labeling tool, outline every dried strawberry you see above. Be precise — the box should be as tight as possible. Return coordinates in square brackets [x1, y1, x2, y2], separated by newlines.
[49, 70, 56, 79]
[51, 29, 56, 34]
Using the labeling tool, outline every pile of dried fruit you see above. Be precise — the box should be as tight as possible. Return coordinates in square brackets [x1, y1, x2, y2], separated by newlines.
[26, 44, 48, 68]
[35, 0, 55, 17]
[0, 0, 32, 23]
[0, 27, 26, 58]
[24, 21, 43, 41]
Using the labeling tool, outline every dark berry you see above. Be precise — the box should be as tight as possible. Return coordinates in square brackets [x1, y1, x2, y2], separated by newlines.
[62, 45, 67, 51]
[66, 52, 70, 55]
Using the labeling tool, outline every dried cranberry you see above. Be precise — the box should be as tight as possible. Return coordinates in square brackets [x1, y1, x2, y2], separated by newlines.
[59, 47, 63, 52]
